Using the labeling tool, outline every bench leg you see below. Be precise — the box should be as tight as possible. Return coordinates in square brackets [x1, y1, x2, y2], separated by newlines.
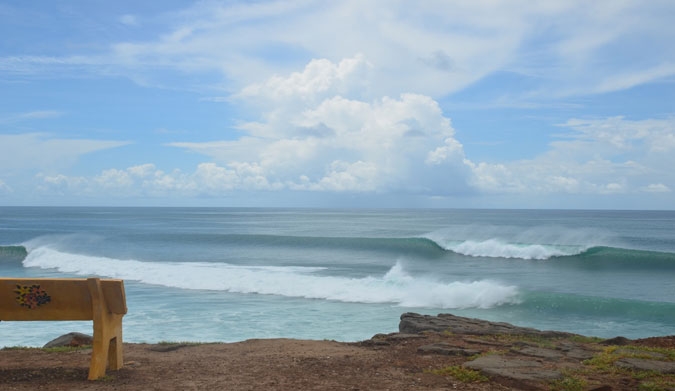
[108, 325, 124, 370]
[88, 318, 124, 379]
[88, 333, 109, 380]
[87, 278, 125, 380]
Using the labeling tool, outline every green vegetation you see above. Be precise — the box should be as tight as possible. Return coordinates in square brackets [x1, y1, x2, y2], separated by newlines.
[426, 365, 488, 383]
[639, 379, 674, 391]
[549, 375, 586, 391]
[628, 346, 675, 361]
[580, 345, 675, 389]
[568, 335, 604, 344]
[1, 345, 32, 351]
[583, 346, 620, 372]
[1, 345, 90, 353]
[584, 345, 675, 371]
[43, 345, 91, 353]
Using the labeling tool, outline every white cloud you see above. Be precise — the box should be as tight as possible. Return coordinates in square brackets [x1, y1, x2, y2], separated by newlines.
[0, 133, 130, 175]
[119, 14, 139, 27]
[31, 111, 675, 200]
[6, 1, 673, 100]
[95, 168, 134, 189]
[3, 0, 673, 207]
[169, 56, 472, 195]
[0, 110, 64, 124]
[26, 55, 469, 198]
[37, 174, 87, 195]
[238, 55, 373, 104]
[0, 179, 12, 194]
[309, 160, 379, 192]
[642, 183, 671, 193]
[469, 117, 675, 195]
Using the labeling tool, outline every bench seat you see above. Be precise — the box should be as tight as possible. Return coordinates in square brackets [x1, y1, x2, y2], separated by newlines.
[1, 277, 127, 380]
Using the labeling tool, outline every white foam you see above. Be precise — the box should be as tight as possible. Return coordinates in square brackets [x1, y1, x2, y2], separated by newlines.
[423, 225, 607, 260]
[23, 247, 520, 309]
[445, 239, 581, 260]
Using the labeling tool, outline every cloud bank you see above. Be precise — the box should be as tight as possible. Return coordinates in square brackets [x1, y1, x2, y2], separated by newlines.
[31, 56, 673, 204]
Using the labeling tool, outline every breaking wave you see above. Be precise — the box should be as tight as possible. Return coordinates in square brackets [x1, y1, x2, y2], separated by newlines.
[22, 246, 520, 309]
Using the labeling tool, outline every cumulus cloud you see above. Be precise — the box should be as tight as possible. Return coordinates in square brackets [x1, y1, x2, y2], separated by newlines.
[168, 55, 472, 195]
[36, 174, 88, 196]
[29, 55, 470, 199]
[238, 55, 373, 104]
[35, 54, 672, 202]
[4, 0, 672, 206]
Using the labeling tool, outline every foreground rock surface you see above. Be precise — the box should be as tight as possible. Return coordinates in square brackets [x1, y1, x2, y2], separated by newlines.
[398, 313, 675, 391]
[0, 313, 673, 390]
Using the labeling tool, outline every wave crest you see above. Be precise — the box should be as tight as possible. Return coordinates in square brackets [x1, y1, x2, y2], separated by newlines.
[442, 239, 586, 260]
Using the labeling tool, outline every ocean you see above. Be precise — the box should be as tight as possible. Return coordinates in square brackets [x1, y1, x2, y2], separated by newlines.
[1, 207, 674, 347]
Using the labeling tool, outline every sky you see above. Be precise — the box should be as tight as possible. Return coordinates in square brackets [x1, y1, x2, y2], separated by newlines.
[1, 0, 674, 209]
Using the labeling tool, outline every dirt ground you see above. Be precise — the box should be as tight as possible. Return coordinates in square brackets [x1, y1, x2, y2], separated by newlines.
[1, 334, 674, 390]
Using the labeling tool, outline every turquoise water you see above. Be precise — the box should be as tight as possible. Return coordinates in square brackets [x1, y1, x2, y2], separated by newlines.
[1, 207, 674, 347]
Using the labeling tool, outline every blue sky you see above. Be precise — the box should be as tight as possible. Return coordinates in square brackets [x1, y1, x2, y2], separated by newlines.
[1, 0, 674, 208]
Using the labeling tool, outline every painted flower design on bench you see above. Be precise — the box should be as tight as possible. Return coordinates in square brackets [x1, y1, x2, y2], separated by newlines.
[15, 284, 52, 309]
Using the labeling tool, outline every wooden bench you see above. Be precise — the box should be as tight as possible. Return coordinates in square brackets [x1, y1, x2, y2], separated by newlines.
[0, 277, 127, 380]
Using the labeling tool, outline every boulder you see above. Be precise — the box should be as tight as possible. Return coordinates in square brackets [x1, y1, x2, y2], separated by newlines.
[43, 332, 93, 348]
[600, 336, 632, 346]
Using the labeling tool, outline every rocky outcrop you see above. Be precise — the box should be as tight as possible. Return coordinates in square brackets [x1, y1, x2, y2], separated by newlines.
[399, 312, 572, 337]
[398, 313, 675, 391]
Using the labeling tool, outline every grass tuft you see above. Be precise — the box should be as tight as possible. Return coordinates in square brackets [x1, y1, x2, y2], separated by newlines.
[44, 345, 91, 353]
[549, 375, 586, 391]
[2, 345, 90, 352]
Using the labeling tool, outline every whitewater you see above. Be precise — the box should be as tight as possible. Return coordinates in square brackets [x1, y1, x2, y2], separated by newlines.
[1, 208, 674, 347]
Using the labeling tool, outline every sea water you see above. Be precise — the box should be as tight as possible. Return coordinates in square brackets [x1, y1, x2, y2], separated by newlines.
[1, 207, 674, 347]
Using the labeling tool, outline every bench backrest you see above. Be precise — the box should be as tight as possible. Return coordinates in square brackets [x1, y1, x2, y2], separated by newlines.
[0, 278, 126, 321]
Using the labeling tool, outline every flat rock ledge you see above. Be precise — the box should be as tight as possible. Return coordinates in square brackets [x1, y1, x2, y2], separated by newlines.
[463, 355, 563, 382]
[615, 358, 675, 374]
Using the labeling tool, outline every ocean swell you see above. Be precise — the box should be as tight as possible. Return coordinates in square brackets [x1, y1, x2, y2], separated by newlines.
[0, 245, 28, 261]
